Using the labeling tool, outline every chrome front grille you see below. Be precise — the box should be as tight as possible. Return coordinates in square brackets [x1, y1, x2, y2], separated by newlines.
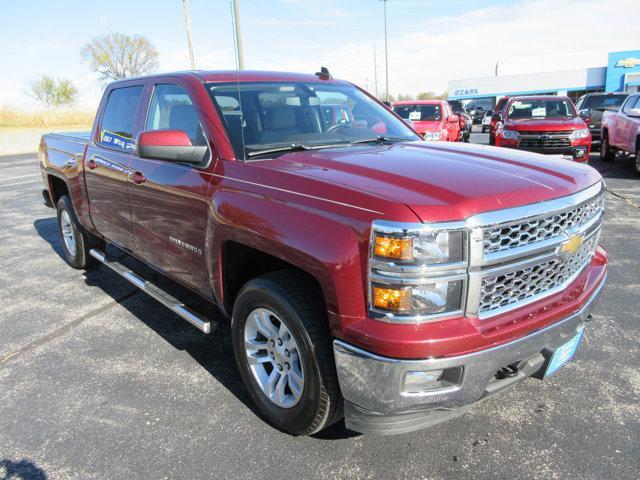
[466, 182, 605, 319]
[479, 234, 598, 314]
[483, 194, 605, 254]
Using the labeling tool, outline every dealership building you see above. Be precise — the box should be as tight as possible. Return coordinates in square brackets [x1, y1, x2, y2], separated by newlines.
[448, 50, 640, 109]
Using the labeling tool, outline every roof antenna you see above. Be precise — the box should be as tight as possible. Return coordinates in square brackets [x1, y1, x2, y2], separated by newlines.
[315, 67, 332, 80]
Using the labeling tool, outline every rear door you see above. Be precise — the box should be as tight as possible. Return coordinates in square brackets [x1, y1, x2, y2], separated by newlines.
[619, 96, 639, 151]
[128, 81, 215, 295]
[85, 85, 145, 251]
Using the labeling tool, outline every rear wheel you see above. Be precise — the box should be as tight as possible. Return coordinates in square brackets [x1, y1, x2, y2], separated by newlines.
[635, 145, 640, 177]
[56, 195, 103, 269]
[600, 133, 616, 163]
[231, 271, 342, 435]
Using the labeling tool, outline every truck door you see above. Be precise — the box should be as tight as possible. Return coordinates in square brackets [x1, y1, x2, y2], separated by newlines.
[619, 96, 639, 151]
[84, 85, 145, 251]
[128, 82, 214, 296]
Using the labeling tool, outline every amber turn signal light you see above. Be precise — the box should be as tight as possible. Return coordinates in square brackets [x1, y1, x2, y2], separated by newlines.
[372, 285, 411, 311]
[373, 235, 413, 261]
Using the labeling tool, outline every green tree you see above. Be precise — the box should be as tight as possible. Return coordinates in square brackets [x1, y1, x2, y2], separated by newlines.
[27, 75, 78, 107]
[396, 93, 414, 101]
[81, 32, 159, 81]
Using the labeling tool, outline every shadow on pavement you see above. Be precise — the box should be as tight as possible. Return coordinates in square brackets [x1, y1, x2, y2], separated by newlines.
[32, 216, 360, 440]
[0, 458, 47, 480]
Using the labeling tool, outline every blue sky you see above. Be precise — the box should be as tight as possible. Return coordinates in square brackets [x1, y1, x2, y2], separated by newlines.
[1, 0, 638, 108]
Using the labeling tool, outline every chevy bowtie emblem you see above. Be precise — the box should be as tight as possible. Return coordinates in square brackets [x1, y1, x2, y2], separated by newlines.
[615, 58, 640, 68]
[561, 234, 584, 254]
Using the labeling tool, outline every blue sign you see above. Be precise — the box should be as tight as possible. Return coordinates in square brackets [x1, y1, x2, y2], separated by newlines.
[605, 50, 640, 92]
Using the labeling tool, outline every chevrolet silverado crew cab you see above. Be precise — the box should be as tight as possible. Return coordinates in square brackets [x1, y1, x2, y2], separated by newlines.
[494, 95, 591, 161]
[392, 100, 460, 142]
[575, 92, 628, 148]
[39, 70, 608, 436]
[600, 92, 640, 175]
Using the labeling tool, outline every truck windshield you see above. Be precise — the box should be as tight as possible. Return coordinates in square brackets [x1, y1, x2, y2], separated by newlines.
[392, 104, 441, 121]
[507, 99, 576, 119]
[579, 94, 627, 110]
[206, 82, 419, 159]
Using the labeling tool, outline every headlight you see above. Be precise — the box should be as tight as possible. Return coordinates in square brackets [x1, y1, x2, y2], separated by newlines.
[569, 128, 589, 140]
[501, 128, 519, 139]
[424, 131, 442, 141]
[369, 221, 467, 321]
[372, 229, 464, 264]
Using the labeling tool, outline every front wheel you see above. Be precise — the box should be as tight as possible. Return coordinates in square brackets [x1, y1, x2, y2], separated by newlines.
[635, 145, 640, 177]
[231, 271, 342, 435]
[600, 134, 615, 163]
[482, 126, 487, 133]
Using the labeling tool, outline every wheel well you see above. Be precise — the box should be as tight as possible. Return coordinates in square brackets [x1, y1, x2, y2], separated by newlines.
[222, 241, 325, 315]
[48, 175, 69, 205]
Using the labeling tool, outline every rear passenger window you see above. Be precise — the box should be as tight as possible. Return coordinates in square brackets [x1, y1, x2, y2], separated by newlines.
[145, 84, 207, 147]
[99, 86, 143, 152]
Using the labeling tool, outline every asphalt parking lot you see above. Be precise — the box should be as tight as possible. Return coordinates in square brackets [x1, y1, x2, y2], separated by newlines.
[1, 128, 639, 480]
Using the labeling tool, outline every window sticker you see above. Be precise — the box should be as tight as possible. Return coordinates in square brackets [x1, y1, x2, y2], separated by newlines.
[409, 111, 422, 121]
[100, 129, 136, 152]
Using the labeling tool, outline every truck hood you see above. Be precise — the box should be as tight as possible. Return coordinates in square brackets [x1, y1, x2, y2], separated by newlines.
[262, 141, 601, 222]
[504, 117, 586, 131]
[411, 120, 444, 133]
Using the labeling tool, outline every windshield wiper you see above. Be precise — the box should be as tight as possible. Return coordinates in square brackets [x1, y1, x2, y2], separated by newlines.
[349, 135, 405, 145]
[246, 142, 352, 158]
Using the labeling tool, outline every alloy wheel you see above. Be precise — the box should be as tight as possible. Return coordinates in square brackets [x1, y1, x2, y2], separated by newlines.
[60, 210, 77, 257]
[244, 308, 305, 408]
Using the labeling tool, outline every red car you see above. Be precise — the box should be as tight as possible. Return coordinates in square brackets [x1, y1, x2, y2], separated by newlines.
[494, 95, 591, 162]
[392, 100, 460, 141]
[39, 70, 607, 436]
[489, 96, 510, 145]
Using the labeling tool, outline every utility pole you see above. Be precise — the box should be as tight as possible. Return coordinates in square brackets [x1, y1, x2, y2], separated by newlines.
[381, 0, 389, 101]
[232, 0, 245, 70]
[182, 0, 195, 69]
[373, 43, 378, 99]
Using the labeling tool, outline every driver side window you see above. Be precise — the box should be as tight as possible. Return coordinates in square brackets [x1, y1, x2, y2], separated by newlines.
[146, 84, 207, 147]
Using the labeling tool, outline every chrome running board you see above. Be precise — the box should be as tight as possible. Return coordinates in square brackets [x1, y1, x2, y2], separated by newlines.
[89, 249, 214, 334]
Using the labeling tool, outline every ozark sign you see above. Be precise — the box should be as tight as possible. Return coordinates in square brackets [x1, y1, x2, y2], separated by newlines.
[454, 88, 479, 96]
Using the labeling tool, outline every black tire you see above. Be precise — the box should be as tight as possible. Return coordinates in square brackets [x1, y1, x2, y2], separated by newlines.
[482, 126, 486, 133]
[56, 195, 102, 269]
[635, 145, 640, 177]
[600, 133, 615, 163]
[231, 270, 342, 435]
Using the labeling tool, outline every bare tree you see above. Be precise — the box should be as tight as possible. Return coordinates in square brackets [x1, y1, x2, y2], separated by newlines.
[80, 32, 159, 81]
[27, 75, 78, 107]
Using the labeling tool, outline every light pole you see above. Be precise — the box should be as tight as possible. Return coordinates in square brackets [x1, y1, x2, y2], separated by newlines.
[182, 0, 195, 69]
[381, 0, 389, 102]
[373, 43, 378, 98]
[232, 0, 245, 70]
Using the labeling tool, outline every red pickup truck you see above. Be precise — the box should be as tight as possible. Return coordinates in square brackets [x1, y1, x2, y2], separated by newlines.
[600, 92, 640, 175]
[39, 70, 608, 436]
[392, 100, 460, 141]
[494, 95, 592, 161]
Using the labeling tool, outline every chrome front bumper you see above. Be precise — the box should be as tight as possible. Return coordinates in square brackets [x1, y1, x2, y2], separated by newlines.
[333, 272, 607, 435]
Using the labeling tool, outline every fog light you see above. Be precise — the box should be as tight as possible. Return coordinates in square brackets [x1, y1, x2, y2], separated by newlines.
[574, 147, 587, 158]
[403, 370, 444, 394]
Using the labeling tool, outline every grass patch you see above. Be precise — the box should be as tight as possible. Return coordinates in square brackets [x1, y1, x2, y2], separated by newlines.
[0, 106, 95, 128]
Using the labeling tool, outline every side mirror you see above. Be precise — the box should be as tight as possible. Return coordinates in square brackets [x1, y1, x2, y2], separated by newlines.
[491, 113, 502, 122]
[137, 130, 207, 164]
[579, 109, 590, 118]
[448, 115, 459, 124]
